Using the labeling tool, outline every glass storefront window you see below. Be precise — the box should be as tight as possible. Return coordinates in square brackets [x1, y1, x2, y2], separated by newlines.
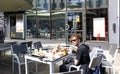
[37, 0, 50, 11]
[86, 0, 108, 8]
[66, 11, 84, 42]
[27, 13, 50, 38]
[67, 12, 83, 30]
[51, 12, 65, 39]
[86, 8, 108, 40]
[25, 0, 108, 42]
[59, 0, 66, 9]
[26, 0, 50, 38]
[51, 0, 66, 10]
[36, 0, 50, 38]
[67, 0, 85, 10]
[37, 16, 50, 38]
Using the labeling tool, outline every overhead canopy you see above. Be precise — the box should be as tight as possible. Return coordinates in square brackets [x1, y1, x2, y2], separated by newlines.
[0, 0, 33, 12]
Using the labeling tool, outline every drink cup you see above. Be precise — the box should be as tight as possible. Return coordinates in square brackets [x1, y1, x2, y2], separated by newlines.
[34, 49, 38, 55]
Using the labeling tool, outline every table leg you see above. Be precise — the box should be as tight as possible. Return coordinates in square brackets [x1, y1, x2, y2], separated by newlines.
[49, 63, 54, 74]
[12, 56, 14, 74]
[25, 58, 29, 74]
[35, 62, 38, 74]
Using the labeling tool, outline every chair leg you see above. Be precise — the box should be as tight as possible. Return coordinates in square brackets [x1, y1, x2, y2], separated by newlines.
[12, 58, 14, 74]
[109, 68, 115, 74]
[69, 66, 72, 72]
[18, 64, 21, 74]
[12, 62, 14, 74]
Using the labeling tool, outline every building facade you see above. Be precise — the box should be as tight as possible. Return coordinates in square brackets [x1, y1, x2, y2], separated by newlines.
[25, 0, 108, 42]
[109, 0, 119, 47]
[1, 0, 109, 43]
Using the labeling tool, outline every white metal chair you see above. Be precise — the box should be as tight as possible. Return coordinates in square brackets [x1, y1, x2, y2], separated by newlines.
[113, 50, 120, 74]
[103, 45, 117, 61]
[54, 69, 84, 74]
[101, 44, 118, 74]
[12, 44, 29, 74]
[69, 56, 102, 73]
[102, 47, 118, 74]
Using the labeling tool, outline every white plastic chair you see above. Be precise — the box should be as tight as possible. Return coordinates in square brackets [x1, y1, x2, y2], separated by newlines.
[69, 56, 102, 73]
[12, 44, 29, 74]
[113, 50, 120, 74]
[102, 44, 118, 74]
[103, 45, 117, 62]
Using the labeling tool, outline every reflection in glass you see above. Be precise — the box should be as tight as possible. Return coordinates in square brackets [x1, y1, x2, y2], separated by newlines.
[59, 0, 65, 9]
[86, 0, 108, 8]
[26, 0, 108, 40]
[67, 0, 85, 9]
[51, 12, 65, 39]
[37, 0, 41, 7]
[52, 0, 57, 10]
[67, 12, 82, 31]
[86, 0, 92, 8]
[43, 0, 48, 10]
[66, 12, 83, 42]
[96, 0, 101, 7]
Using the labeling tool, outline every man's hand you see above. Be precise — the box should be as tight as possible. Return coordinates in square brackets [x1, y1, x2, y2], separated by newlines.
[74, 59, 79, 65]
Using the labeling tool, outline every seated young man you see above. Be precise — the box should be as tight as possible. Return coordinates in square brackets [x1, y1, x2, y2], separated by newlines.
[59, 34, 91, 74]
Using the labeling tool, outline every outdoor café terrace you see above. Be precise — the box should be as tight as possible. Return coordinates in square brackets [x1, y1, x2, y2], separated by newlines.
[0, 38, 120, 74]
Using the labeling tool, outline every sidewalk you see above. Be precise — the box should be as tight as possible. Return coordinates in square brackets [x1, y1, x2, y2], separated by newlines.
[4, 37, 110, 48]
[4, 37, 66, 45]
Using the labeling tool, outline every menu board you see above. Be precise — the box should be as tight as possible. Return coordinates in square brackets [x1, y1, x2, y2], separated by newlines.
[93, 18, 105, 37]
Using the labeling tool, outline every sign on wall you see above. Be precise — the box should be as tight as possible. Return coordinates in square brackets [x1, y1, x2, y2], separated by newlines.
[93, 17, 106, 37]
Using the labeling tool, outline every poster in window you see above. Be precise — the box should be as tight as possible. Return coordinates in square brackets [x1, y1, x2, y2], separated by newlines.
[16, 15, 24, 33]
[93, 17, 105, 37]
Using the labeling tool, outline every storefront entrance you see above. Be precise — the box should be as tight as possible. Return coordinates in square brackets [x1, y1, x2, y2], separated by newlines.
[65, 11, 86, 43]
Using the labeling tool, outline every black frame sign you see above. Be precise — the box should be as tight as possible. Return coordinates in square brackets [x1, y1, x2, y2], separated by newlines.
[10, 14, 25, 39]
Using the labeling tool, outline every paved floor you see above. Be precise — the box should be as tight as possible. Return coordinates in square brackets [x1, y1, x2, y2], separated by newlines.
[0, 38, 120, 74]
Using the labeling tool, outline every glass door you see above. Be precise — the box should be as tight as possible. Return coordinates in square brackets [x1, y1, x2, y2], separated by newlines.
[65, 11, 86, 43]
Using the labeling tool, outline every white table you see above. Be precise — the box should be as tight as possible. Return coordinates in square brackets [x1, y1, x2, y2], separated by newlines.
[25, 54, 71, 74]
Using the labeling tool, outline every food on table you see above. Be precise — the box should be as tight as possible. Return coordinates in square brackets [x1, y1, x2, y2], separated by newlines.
[33, 44, 68, 60]
[51, 44, 68, 57]
[34, 49, 39, 55]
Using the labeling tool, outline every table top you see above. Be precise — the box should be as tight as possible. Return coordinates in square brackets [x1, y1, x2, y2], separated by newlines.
[25, 53, 72, 63]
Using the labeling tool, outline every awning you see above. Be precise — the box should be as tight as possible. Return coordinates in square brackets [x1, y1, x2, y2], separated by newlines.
[0, 0, 33, 12]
